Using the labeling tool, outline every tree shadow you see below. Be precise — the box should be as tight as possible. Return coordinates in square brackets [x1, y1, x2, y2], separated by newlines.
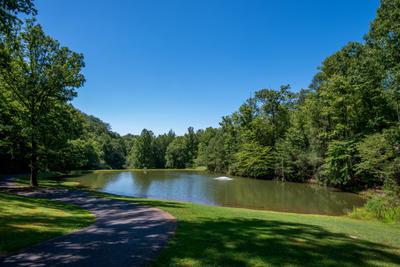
[0, 193, 93, 254]
[157, 217, 400, 267]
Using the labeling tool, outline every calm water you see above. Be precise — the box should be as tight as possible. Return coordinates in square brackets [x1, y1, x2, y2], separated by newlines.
[69, 170, 365, 215]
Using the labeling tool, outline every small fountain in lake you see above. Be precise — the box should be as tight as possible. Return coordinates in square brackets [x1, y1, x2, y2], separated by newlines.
[214, 176, 233, 181]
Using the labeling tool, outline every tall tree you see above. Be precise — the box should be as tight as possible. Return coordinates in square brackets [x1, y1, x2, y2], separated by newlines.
[0, 20, 85, 186]
[195, 127, 217, 167]
[127, 129, 156, 168]
[366, 0, 400, 124]
[154, 130, 175, 168]
[165, 136, 188, 168]
[184, 127, 198, 167]
[254, 85, 295, 145]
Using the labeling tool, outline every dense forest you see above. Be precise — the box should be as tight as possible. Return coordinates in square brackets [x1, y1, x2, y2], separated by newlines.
[0, 0, 399, 216]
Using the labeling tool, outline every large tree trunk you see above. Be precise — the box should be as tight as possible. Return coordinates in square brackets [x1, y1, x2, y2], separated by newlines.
[30, 138, 38, 187]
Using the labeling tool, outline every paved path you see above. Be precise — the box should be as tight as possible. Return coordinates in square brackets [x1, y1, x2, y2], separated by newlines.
[0, 181, 176, 267]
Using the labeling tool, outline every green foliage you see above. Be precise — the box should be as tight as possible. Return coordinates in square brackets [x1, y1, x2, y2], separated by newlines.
[39, 111, 127, 171]
[127, 129, 156, 168]
[352, 179, 400, 223]
[153, 130, 175, 168]
[184, 126, 198, 167]
[364, 195, 400, 223]
[322, 140, 358, 186]
[62, 139, 102, 170]
[0, 0, 36, 35]
[0, 0, 36, 73]
[0, 20, 85, 185]
[203, 131, 232, 172]
[195, 127, 217, 167]
[102, 137, 126, 169]
[82, 114, 126, 169]
[356, 126, 400, 185]
[253, 85, 295, 145]
[230, 142, 274, 178]
[194, 85, 299, 177]
[273, 138, 319, 182]
[165, 136, 188, 168]
[125, 129, 187, 169]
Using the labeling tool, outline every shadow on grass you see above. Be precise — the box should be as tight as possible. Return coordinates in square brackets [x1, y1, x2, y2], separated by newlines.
[156, 217, 400, 267]
[0, 193, 93, 254]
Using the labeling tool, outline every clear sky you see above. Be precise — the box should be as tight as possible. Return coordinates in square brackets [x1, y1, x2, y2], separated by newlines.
[35, 0, 379, 135]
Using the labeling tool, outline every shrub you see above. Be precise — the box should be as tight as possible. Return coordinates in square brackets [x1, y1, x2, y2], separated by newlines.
[364, 195, 400, 223]
[351, 182, 400, 223]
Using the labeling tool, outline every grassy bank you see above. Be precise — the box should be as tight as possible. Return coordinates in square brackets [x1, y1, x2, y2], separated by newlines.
[0, 193, 94, 255]
[15, 175, 400, 266]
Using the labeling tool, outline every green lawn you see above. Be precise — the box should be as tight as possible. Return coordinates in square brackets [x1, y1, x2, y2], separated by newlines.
[97, 193, 400, 267]
[0, 193, 95, 255]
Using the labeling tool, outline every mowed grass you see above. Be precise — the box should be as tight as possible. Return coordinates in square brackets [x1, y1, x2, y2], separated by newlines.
[96, 193, 400, 267]
[0, 193, 95, 255]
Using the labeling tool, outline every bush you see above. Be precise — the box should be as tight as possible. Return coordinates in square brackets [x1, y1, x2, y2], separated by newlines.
[351, 184, 400, 223]
[356, 126, 400, 186]
[364, 195, 400, 223]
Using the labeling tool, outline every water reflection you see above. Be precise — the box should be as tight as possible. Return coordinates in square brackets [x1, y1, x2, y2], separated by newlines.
[69, 171, 365, 215]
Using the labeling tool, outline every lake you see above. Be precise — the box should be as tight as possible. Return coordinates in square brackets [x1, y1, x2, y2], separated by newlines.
[68, 170, 365, 215]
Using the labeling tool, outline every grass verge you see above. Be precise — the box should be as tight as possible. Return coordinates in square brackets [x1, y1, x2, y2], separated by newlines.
[0, 193, 95, 255]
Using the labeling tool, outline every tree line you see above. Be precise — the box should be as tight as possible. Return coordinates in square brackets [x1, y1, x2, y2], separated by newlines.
[0, 0, 399, 206]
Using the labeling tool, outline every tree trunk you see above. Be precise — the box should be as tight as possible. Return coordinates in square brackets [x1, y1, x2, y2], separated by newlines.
[30, 138, 38, 187]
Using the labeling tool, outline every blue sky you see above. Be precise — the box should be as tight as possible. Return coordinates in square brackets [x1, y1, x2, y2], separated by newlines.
[36, 0, 379, 135]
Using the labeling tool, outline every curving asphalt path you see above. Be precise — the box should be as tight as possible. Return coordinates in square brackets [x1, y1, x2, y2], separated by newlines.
[0, 186, 176, 267]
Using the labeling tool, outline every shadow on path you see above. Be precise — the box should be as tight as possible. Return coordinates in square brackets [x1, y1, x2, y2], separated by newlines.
[0, 188, 176, 267]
